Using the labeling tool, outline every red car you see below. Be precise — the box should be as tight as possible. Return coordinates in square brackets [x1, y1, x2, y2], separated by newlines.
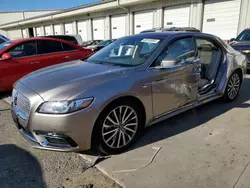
[0, 37, 93, 92]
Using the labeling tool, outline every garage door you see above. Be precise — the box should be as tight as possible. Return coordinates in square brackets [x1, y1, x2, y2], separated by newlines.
[54, 24, 62, 35]
[8, 29, 22, 40]
[164, 4, 190, 27]
[36, 27, 42, 36]
[64, 22, 74, 35]
[202, 0, 241, 40]
[134, 10, 153, 34]
[92, 18, 105, 40]
[22, 29, 28, 38]
[111, 14, 126, 39]
[44, 25, 52, 36]
[77, 20, 87, 41]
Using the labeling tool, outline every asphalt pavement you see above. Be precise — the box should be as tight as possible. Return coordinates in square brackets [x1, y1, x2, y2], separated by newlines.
[0, 99, 121, 188]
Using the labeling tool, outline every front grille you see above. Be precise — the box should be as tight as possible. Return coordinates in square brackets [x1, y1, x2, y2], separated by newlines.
[13, 89, 30, 119]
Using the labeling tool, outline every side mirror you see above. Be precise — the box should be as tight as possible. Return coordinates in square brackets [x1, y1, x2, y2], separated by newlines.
[1, 53, 12, 60]
[229, 38, 236, 42]
[155, 57, 177, 70]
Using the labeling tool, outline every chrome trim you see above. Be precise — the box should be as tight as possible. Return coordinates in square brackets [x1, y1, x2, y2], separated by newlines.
[19, 128, 77, 150]
[12, 90, 30, 121]
[20, 129, 38, 143]
[11, 49, 79, 60]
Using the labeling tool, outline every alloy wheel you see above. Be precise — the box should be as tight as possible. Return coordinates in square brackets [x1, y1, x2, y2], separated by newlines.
[102, 105, 138, 149]
[227, 73, 240, 100]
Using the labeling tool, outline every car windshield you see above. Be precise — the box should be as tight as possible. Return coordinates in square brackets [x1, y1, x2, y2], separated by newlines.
[98, 40, 112, 46]
[0, 41, 12, 50]
[236, 30, 250, 41]
[87, 36, 163, 67]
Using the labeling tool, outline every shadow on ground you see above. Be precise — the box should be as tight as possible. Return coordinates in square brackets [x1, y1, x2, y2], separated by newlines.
[0, 144, 45, 188]
[0, 91, 11, 100]
[129, 77, 250, 151]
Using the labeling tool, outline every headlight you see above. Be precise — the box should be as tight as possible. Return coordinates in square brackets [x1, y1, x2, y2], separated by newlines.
[38, 98, 94, 114]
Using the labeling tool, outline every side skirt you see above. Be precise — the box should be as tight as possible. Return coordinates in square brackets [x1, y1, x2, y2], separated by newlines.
[148, 93, 222, 126]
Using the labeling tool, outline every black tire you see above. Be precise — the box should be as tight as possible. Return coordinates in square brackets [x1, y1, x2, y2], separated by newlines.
[223, 70, 242, 102]
[93, 100, 144, 155]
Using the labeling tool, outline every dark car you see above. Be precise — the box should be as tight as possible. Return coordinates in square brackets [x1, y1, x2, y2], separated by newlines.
[230, 29, 250, 69]
[91, 39, 116, 52]
[141, 27, 201, 33]
[81, 40, 103, 47]
[45, 35, 83, 45]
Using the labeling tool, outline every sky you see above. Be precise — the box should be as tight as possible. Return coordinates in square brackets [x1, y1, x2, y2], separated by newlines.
[0, 0, 100, 12]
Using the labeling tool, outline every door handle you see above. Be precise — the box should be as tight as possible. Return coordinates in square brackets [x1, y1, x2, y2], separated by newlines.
[30, 61, 40, 64]
[63, 56, 70, 59]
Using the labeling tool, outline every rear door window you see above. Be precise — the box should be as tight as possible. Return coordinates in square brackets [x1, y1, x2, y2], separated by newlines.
[62, 42, 77, 51]
[38, 40, 63, 54]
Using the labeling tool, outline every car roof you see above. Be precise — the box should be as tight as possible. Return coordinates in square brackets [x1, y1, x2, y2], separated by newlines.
[141, 27, 201, 33]
[8, 37, 81, 47]
[133, 31, 216, 39]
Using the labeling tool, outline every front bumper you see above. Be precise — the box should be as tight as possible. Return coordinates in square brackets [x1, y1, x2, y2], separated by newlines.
[11, 82, 98, 152]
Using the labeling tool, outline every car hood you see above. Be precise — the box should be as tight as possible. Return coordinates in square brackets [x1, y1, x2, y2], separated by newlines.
[19, 60, 133, 101]
[230, 41, 250, 51]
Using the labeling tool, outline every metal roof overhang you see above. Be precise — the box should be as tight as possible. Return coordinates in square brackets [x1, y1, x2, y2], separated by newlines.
[0, 0, 154, 29]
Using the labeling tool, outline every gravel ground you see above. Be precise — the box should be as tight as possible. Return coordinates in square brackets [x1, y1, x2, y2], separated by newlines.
[0, 99, 121, 188]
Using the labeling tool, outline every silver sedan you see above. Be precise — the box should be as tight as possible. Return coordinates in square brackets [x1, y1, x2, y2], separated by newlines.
[11, 32, 247, 154]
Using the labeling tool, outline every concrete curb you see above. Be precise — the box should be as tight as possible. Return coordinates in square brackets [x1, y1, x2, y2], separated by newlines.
[80, 154, 126, 188]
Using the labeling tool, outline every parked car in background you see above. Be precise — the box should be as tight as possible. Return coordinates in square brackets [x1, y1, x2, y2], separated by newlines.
[81, 40, 102, 48]
[230, 28, 250, 69]
[91, 39, 116, 53]
[45, 35, 83, 45]
[0, 34, 9, 44]
[0, 37, 93, 92]
[11, 32, 246, 154]
[141, 27, 201, 33]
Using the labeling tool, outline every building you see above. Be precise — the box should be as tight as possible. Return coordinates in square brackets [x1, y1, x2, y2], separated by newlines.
[0, 0, 250, 41]
[0, 9, 60, 38]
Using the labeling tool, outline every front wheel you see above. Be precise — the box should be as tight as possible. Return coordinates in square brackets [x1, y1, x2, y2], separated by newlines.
[94, 100, 144, 154]
[223, 71, 242, 101]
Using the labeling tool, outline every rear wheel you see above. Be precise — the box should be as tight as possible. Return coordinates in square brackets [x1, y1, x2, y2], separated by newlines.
[223, 71, 242, 101]
[93, 100, 143, 154]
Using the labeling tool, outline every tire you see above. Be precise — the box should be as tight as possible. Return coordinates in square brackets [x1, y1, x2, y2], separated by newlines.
[223, 70, 242, 102]
[93, 100, 144, 154]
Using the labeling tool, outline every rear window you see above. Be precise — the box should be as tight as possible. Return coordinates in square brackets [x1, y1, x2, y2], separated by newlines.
[62, 42, 77, 51]
[38, 40, 63, 54]
[59, 36, 78, 44]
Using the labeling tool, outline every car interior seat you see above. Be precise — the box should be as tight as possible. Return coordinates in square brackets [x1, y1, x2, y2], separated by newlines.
[198, 43, 222, 90]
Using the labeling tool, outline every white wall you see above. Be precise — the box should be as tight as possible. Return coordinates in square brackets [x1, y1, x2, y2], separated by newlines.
[0, 30, 7, 37]
[0, 10, 58, 25]
[7, 29, 22, 39]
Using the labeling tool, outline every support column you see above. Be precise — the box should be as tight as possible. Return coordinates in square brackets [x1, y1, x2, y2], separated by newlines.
[87, 19, 93, 40]
[104, 16, 111, 40]
[72, 21, 77, 34]
[238, 0, 250, 34]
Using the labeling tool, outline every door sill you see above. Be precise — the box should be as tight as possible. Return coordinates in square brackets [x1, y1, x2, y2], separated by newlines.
[149, 93, 222, 126]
